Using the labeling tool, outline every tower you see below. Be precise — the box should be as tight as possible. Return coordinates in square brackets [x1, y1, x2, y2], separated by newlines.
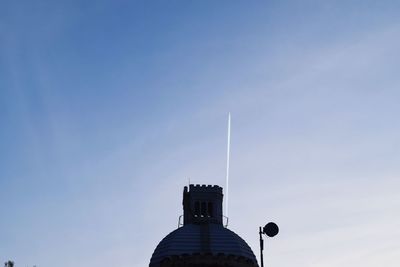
[183, 184, 223, 225]
[149, 184, 258, 267]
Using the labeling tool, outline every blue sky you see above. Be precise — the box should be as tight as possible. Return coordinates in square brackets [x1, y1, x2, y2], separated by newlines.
[1, 1, 400, 266]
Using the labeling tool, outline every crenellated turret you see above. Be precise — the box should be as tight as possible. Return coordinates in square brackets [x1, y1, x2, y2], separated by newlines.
[183, 184, 223, 225]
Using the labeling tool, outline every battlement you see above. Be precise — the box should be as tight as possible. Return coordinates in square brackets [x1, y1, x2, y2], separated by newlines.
[187, 184, 223, 193]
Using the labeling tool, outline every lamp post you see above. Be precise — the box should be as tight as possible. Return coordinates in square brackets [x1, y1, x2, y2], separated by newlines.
[259, 222, 279, 267]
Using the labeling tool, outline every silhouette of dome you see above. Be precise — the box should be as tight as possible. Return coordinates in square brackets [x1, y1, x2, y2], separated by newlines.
[150, 223, 257, 267]
[149, 184, 258, 267]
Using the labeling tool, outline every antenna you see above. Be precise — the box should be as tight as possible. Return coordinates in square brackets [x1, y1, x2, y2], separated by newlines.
[225, 112, 231, 220]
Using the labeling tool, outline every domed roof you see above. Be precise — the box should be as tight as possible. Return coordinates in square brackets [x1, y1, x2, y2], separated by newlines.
[149, 223, 258, 267]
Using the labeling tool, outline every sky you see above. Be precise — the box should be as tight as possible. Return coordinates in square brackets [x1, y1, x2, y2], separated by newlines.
[1, 1, 400, 266]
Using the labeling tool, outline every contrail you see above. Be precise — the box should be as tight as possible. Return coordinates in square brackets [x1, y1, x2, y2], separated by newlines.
[225, 112, 231, 221]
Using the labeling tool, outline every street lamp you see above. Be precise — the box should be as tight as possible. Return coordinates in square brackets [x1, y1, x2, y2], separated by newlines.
[259, 222, 279, 267]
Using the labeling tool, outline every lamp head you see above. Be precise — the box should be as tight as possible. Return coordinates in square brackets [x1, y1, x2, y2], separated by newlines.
[263, 222, 279, 237]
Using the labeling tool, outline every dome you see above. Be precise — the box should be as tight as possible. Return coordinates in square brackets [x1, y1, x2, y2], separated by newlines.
[149, 223, 258, 267]
[149, 185, 259, 267]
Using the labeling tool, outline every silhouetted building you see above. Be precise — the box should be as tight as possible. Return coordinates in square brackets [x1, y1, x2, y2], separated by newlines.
[149, 184, 258, 267]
